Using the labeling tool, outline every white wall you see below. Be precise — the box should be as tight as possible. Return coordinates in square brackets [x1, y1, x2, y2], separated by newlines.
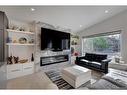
[77, 10, 127, 63]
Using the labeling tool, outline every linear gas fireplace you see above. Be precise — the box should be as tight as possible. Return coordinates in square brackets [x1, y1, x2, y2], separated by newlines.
[40, 55, 69, 66]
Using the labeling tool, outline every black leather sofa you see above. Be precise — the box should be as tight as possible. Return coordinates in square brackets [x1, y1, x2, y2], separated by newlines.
[75, 53, 111, 73]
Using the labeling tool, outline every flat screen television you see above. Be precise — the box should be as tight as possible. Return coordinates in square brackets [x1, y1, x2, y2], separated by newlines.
[41, 28, 70, 51]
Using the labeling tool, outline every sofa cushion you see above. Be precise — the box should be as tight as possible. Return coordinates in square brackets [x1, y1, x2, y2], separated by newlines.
[91, 62, 101, 65]
[80, 59, 91, 65]
[85, 53, 107, 62]
[94, 54, 107, 62]
[84, 53, 94, 61]
[80, 59, 89, 63]
[90, 62, 101, 69]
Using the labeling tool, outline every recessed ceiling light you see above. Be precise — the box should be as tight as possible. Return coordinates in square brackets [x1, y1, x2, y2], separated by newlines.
[31, 8, 35, 11]
[105, 10, 109, 13]
[80, 25, 82, 27]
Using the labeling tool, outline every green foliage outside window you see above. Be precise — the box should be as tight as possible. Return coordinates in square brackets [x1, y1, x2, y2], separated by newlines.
[93, 37, 109, 50]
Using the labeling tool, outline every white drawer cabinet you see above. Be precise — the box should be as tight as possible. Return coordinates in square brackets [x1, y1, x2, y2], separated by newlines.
[7, 62, 34, 79]
[7, 64, 22, 79]
[22, 62, 34, 76]
[7, 64, 22, 73]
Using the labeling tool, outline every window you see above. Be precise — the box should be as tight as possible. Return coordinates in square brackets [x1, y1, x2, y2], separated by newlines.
[82, 32, 121, 58]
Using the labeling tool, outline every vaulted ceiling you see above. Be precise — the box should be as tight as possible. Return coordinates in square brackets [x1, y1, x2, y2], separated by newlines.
[0, 6, 127, 32]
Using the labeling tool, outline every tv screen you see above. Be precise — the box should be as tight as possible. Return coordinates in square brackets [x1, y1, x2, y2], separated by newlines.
[41, 28, 70, 51]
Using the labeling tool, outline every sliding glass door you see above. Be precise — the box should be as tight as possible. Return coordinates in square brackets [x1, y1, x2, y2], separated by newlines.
[82, 32, 121, 58]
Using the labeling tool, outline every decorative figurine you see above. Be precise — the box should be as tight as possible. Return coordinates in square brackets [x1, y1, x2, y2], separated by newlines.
[13, 56, 19, 64]
[7, 56, 13, 64]
[29, 39, 34, 44]
[6, 37, 12, 43]
[31, 53, 34, 61]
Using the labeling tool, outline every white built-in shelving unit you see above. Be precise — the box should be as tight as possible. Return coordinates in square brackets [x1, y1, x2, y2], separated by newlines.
[6, 29, 35, 79]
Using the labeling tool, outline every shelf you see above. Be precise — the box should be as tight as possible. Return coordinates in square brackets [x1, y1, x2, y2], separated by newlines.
[6, 43, 35, 46]
[7, 29, 35, 35]
[7, 62, 34, 65]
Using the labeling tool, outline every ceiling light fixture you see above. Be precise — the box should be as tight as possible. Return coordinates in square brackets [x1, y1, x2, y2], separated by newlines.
[105, 10, 109, 13]
[80, 25, 82, 27]
[31, 8, 35, 11]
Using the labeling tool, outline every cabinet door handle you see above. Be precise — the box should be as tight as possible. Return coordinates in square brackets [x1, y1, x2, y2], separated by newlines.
[11, 69, 20, 72]
[24, 67, 32, 69]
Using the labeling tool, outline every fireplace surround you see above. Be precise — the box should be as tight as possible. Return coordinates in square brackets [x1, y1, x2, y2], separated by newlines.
[40, 54, 69, 66]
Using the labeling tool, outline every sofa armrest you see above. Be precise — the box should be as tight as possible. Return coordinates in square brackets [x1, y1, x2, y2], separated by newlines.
[102, 59, 111, 64]
[75, 56, 85, 64]
[76, 56, 85, 61]
[101, 59, 111, 73]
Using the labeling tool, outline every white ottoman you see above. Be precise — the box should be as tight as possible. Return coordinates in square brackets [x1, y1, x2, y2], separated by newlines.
[62, 65, 91, 88]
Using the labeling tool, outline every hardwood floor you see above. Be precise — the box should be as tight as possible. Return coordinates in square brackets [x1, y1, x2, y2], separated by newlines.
[7, 72, 53, 89]
[6, 63, 104, 89]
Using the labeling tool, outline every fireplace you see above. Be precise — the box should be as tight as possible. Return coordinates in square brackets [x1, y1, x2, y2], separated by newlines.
[40, 54, 69, 66]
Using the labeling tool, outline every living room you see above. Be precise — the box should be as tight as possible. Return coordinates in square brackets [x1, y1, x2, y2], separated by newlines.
[0, 5, 127, 91]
